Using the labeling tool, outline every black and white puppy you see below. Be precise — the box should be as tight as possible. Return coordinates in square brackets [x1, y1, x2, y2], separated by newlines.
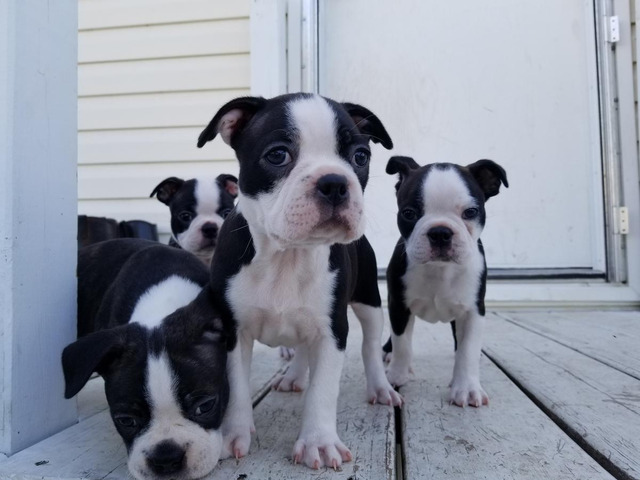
[197, 93, 403, 470]
[150, 174, 239, 265]
[384, 156, 508, 407]
[62, 238, 229, 480]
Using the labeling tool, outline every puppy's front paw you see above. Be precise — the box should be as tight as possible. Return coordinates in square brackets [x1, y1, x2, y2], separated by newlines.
[367, 379, 403, 406]
[449, 377, 489, 408]
[279, 346, 295, 360]
[221, 426, 252, 460]
[385, 364, 412, 387]
[271, 368, 307, 392]
[292, 432, 352, 470]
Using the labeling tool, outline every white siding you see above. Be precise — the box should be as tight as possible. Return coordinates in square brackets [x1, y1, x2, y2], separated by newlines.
[77, 0, 249, 242]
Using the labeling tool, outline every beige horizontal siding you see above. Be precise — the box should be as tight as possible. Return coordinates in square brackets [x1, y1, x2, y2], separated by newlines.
[79, 0, 249, 30]
[79, 19, 249, 63]
[79, 89, 249, 130]
[79, 128, 234, 165]
[79, 54, 249, 96]
[77, 0, 249, 242]
[79, 161, 239, 200]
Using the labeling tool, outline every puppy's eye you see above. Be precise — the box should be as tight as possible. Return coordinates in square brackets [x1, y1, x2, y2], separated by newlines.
[401, 208, 417, 221]
[352, 149, 370, 167]
[179, 211, 194, 222]
[462, 207, 479, 220]
[114, 414, 139, 430]
[220, 208, 232, 219]
[193, 396, 218, 417]
[264, 148, 292, 167]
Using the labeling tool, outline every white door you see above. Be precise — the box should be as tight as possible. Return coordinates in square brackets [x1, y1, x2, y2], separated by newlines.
[319, 0, 606, 274]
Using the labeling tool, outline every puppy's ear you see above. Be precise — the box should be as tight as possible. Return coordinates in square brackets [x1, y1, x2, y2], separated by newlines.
[467, 159, 509, 200]
[342, 102, 394, 150]
[61, 329, 124, 399]
[150, 177, 185, 205]
[198, 96, 268, 148]
[216, 174, 239, 198]
[386, 156, 420, 193]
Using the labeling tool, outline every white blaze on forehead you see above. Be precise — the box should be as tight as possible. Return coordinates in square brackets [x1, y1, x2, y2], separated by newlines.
[287, 96, 338, 158]
[146, 353, 182, 417]
[422, 167, 476, 214]
[194, 177, 222, 216]
[130, 275, 202, 330]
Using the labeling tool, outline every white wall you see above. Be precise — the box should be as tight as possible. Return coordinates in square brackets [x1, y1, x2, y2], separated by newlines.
[77, 0, 250, 242]
[1, 0, 78, 455]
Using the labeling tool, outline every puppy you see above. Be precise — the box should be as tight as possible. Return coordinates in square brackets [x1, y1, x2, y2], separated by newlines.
[383, 156, 508, 407]
[62, 238, 229, 480]
[197, 93, 403, 470]
[150, 174, 238, 264]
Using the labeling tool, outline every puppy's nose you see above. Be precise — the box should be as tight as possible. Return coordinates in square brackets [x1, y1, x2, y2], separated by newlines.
[146, 440, 186, 475]
[427, 226, 453, 248]
[201, 222, 218, 239]
[316, 174, 350, 206]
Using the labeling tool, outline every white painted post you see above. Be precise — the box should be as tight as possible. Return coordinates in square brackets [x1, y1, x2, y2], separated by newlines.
[0, 0, 78, 455]
[250, 0, 287, 97]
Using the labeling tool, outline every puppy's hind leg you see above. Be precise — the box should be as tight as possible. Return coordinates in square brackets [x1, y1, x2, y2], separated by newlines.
[350, 237, 403, 406]
[271, 344, 308, 392]
[385, 315, 415, 387]
[351, 303, 403, 406]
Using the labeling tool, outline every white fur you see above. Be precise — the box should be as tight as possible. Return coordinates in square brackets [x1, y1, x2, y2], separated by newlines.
[127, 354, 223, 480]
[175, 177, 226, 263]
[129, 275, 202, 329]
[386, 167, 489, 407]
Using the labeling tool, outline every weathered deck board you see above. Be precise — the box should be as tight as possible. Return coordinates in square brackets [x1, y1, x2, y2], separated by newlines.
[497, 310, 640, 379]
[400, 317, 616, 480]
[0, 344, 287, 480]
[484, 314, 640, 480]
[211, 315, 396, 480]
[4, 310, 639, 480]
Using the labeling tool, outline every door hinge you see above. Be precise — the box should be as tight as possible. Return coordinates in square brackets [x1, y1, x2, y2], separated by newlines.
[614, 206, 629, 234]
[605, 16, 620, 43]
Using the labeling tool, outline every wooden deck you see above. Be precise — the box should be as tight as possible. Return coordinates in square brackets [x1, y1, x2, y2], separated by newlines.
[1, 310, 638, 480]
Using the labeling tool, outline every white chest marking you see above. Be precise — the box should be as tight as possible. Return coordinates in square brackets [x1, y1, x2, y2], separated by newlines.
[129, 275, 202, 329]
[403, 259, 482, 323]
[227, 241, 336, 347]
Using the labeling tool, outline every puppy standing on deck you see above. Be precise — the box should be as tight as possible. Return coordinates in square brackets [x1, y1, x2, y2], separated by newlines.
[62, 238, 230, 480]
[197, 93, 403, 470]
[383, 156, 508, 407]
[150, 174, 238, 265]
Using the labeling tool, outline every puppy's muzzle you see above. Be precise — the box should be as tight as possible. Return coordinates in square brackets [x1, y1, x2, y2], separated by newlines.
[316, 174, 350, 207]
[427, 226, 454, 249]
[201, 222, 219, 240]
[146, 440, 186, 476]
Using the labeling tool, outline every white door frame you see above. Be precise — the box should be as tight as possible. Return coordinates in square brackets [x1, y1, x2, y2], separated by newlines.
[250, 0, 640, 307]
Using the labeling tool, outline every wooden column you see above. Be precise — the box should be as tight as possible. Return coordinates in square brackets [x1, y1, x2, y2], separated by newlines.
[0, 0, 78, 455]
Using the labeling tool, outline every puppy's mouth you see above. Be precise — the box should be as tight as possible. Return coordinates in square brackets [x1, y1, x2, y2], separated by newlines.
[430, 252, 457, 263]
[411, 248, 460, 265]
[197, 238, 216, 250]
